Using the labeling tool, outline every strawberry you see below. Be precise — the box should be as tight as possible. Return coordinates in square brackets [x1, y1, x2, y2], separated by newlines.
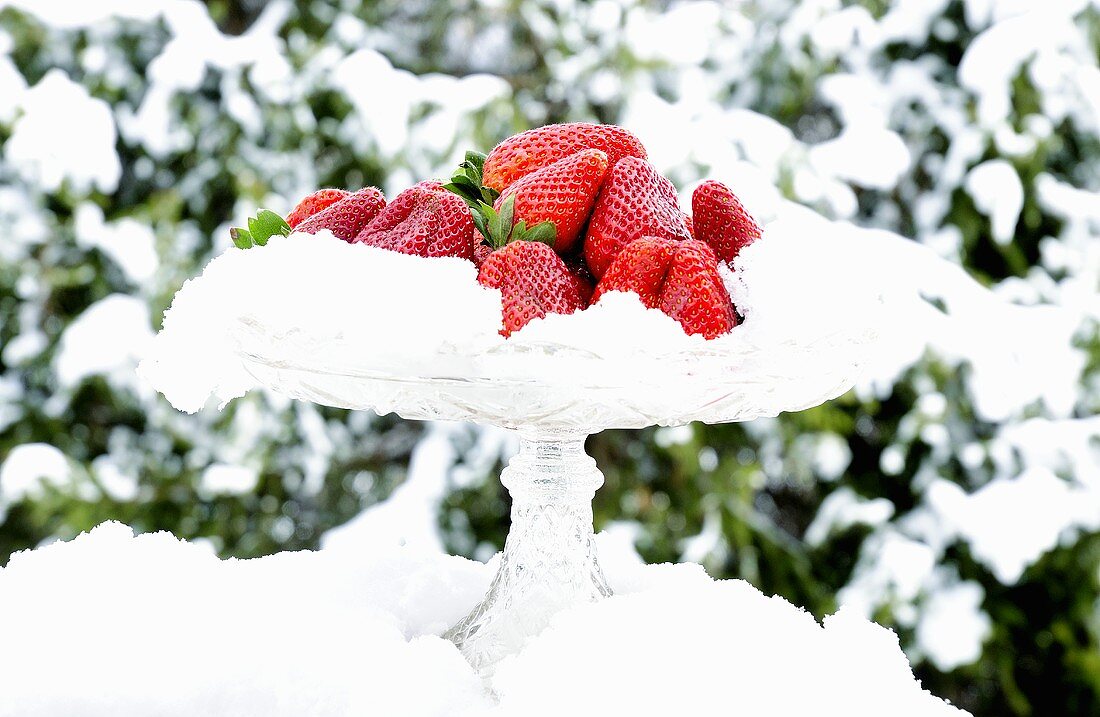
[355, 183, 475, 259]
[286, 188, 350, 228]
[492, 149, 608, 255]
[691, 180, 761, 264]
[477, 241, 589, 336]
[591, 237, 737, 340]
[482, 122, 647, 193]
[683, 213, 694, 239]
[473, 241, 493, 266]
[295, 186, 386, 242]
[563, 253, 595, 301]
[583, 157, 692, 279]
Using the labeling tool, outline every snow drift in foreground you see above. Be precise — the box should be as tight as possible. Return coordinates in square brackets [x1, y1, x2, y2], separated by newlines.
[0, 522, 966, 717]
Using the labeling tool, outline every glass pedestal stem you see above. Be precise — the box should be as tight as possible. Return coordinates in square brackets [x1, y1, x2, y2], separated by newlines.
[443, 430, 612, 677]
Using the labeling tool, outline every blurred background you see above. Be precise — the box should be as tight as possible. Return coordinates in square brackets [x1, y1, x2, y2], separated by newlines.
[1, 0, 1098, 714]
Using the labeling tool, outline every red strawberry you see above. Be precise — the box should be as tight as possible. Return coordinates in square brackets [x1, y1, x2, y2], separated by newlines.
[296, 187, 386, 242]
[477, 241, 589, 336]
[473, 241, 493, 266]
[584, 157, 691, 279]
[482, 122, 647, 193]
[493, 149, 608, 255]
[683, 213, 694, 239]
[562, 253, 595, 302]
[355, 183, 475, 259]
[692, 180, 761, 263]
[591, 237, 737, 340]
[286, 188, 350, 228]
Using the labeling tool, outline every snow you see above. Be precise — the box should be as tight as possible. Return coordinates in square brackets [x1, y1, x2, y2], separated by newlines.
[322, 422, 461, 553]
[138, 233, 503, 413]
[330, 49, 510, 193]
[4, 0, 1099, 693]
[838, 531, 938, 619]
[846, 222, 1086, 422]
[927, 468, 1100, 583]
[139, 217, 879, 422]
[0, 55, 27, 123]
[90, 455, 140, 502]
[957, 7, 1082, 127]
[812, 432, 853, 481]
[915, 580, 992, 672]
[997, 416, 1100, 488]
[515, 289, 709, 357]
[200, 463, 259, 497]
[138, 184, 1083, 430]
[114, 1, 293, 157]
[808, 127, 912, 190]
[4, 69, 121, 194]
[0, 0, 166, 28]
[805, 487, 894, 546]
[55, 294, 154, 389]
[964, 160, 1023, 244]
[0, 443, 70, 518]
[0, 522, 968, 717]
[680, 509, 725, 564]
[74, 203, 160, 284]
[653, 424, 694, 448]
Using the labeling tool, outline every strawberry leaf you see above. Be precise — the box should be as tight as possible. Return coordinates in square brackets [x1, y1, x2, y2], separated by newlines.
[230, 227, 253, 249]
[234, 209, 291, 249]
[488, 201, 505, 246]
[470, 208, 489, 242]
[254, 210, 291, 243]
[451, 174, 479, 191]
[498, 193, 515, 236]
[443, 150, 499, 208]
[444, 175, 486, 209]
[520, 221, 556, 247]
[464, 151, 486, 174]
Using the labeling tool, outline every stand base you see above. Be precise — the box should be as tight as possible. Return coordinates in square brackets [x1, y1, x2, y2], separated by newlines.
[444, 433, 611, 677]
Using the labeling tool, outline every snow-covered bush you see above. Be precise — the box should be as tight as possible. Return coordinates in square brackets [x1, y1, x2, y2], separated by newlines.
[0, 1, 1097, 715]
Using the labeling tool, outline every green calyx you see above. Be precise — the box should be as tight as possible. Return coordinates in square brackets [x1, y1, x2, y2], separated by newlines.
[443, 151, 499, 208]
[230, 209, 291, 249]
[475, 193, 556, 249]
[442, 151, 556, 250]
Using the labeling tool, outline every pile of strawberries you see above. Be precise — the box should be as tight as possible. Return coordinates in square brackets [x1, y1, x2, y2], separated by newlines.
[234, 123, 761, 339]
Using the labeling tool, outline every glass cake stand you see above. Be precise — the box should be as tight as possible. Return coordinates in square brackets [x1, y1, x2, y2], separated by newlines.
[235, 321, 872, 677]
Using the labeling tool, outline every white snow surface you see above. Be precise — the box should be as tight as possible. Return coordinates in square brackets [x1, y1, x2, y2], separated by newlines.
[74, 203, 159, 284]
[0, 521, 967, 717]
[138, 233, 504, 413]
[964, 160, 1023, 244]
[56, 294, 154, 389]
[199, 463, 259, 497]
[915, 580, 992, 672]
[927, 467, 1100, 583]
[0, 443, 71, 520]
[3, 69, 121, 194]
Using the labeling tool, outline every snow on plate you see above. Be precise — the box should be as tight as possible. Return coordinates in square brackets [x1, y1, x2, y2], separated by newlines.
[0, 522, 967, 717]
[138, 209, 881, 427]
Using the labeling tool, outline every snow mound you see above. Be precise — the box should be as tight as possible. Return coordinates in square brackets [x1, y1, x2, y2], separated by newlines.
[0, 522, 966, 717]
[138, 232, 504, 413]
